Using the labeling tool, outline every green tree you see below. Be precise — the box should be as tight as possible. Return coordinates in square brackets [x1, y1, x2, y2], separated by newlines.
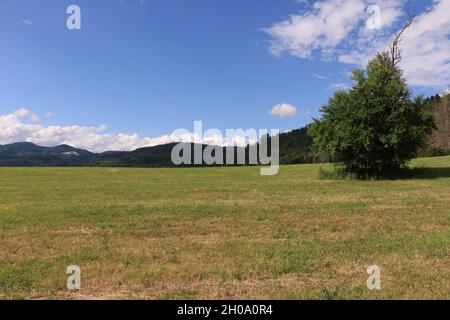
[309, 39, 434, 178]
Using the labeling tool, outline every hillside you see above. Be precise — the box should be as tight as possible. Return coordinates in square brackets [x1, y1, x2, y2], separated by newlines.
[278, 126, 326, 164]
[93, 143, 184, 167]
[0, 142, 97, 166]
[2, 112, 448, 167]
[0, 127, 321, 167]
[93, 126, 322, 167]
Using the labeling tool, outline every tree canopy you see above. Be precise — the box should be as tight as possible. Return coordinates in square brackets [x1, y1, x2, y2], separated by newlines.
[309, 51, 435, 178]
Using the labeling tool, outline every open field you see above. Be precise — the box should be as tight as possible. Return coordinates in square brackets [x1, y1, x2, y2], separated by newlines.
[0, 157, 449, 300]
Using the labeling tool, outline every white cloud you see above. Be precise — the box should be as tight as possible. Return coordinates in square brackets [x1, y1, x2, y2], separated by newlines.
[339, 0, 450, 88]
[264, 0, 450, 89]
[268, 103, 297, 118]
[0, 109, 254, 152]
[13, 108, 39, 121]
[264, 0, 366, 58]
[312, 73, 327, 80]
[22, 19, 33, 26]
[400, 0, 450, 88]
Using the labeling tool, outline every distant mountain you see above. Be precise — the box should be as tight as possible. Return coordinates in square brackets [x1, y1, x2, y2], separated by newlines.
[3, 91, 447, 168]
[92, 143, 263, 167]
[93, 126, 326, 167]
[92, 143, 180, 167]
[0, 126, 326, 167]
[0, 142, 97, 166]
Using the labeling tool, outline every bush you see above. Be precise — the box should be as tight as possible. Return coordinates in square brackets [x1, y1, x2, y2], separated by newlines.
[417, 147, 450, 158]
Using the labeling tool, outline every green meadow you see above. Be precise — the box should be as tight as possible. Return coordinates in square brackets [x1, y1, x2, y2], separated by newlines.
[0, 156, 449, 299]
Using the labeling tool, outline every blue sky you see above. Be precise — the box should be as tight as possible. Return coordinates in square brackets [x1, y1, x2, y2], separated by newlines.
[0, 0, 449, 152]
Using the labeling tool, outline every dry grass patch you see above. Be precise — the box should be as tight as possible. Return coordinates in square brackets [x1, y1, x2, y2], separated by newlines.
[0, 156, 449, 299]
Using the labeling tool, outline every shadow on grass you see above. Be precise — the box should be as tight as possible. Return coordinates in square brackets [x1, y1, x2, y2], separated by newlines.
[318, 166, 450, 180]
[398, 167, 450, 180]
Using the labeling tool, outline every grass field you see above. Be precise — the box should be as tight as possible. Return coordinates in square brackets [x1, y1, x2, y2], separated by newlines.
[0, 157, 449, 300]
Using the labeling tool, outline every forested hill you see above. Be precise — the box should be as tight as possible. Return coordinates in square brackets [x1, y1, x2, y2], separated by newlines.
[0, 142, 97, 166]
[0, 126, 322, 167]
[278, 126, 327, 164]
[2, 113, 447, 167]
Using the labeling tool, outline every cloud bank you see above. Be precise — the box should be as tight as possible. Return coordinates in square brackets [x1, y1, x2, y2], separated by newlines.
[264, 0, 450, 89]
[0, 109, 258, 152]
